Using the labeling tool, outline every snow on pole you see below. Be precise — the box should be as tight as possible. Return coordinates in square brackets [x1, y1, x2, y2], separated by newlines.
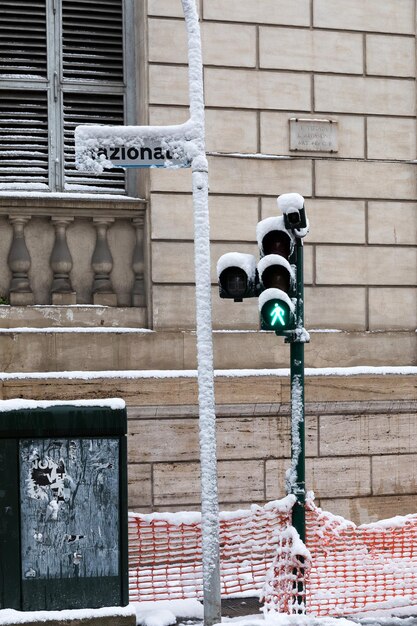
[181, 2, 222, 625]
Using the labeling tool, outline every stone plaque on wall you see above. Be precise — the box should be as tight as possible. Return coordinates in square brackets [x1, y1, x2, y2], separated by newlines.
[289, 118, 338, 152]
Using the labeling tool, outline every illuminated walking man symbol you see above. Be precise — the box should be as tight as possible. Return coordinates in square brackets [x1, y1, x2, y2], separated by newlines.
[270, 302, 286, 326]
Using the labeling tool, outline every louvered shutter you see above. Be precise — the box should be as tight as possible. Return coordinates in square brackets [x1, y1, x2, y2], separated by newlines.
[63, 92, 125, 192]
[62, 0, 125, 192]
[62, 0, 124, 83]
[0, 0, 128, 194]
[0, 1, 49, 188]
[0, 91, 49, 189]
[0, 0, 47, 79]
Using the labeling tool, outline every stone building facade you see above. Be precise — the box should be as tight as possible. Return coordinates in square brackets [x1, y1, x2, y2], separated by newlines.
[0, 0, 416, 523]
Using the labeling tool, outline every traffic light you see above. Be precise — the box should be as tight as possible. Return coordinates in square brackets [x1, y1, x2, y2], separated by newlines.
[217, 252, 257, 302]
[217, 193, 308, 337]
[256, 216, 296, 334]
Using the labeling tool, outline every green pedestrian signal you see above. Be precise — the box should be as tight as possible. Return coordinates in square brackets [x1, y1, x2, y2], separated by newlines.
[259, 288, 295, 332]
[270, 302, 286, 326]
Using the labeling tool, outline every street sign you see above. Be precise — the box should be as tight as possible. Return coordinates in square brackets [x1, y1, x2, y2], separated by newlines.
[96, 140, 191, 169]
[75, 123, 194, 171]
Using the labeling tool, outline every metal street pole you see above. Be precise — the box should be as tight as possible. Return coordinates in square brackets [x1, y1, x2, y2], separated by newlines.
[290, 237, 306, 542]
[181, 2, 222, 625]
[289, 236, 306, 610]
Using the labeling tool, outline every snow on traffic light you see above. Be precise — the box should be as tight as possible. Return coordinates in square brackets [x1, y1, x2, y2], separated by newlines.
[216, 252, 257, 302]
[217, 193, 308, 337]
[256, 216, 296, 333]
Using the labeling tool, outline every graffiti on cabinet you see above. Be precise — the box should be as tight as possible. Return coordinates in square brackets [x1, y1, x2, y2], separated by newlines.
[20, 438, 119, 580]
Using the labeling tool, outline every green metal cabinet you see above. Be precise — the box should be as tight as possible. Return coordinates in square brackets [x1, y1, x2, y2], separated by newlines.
[0, 402, 129, 611]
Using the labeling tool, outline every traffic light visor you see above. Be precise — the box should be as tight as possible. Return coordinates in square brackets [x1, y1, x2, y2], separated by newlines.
[258, 255, 294, 291]
[217, 252, 257, 300]
[256, 216, 294, 257]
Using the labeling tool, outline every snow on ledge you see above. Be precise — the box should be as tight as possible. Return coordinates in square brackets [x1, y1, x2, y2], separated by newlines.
[0, 366, 414, 382]
[0, 605, 135, 625]
[0, 327, 154, 334]
[129, 494, 296, 525]
[0, 398, 125, 412]
[0, 191, 143, 201]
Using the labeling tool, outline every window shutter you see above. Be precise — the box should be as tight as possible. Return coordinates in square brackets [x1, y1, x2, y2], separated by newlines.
[0, 0, 47, 79]
[63, 92, 125, 192]
[0, 1, 49, 189]
[0, 90, 49, 189]
[62, 0, 126, 193]
[62, 0, 124, 83]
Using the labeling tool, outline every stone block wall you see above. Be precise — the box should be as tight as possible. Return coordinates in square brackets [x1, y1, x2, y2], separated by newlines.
[3, 372, 416, 525]
[123, 372, 417, 525]
[145, 0, 417, 347]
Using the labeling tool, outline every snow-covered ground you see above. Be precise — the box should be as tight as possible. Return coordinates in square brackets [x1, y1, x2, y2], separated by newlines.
[2, 591, 417, 625]
[134, 599, 417, 626]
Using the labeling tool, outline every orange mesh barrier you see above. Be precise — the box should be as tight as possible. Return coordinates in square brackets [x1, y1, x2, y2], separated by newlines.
[305, 500, 417, 616]
[128, 496, 294, 602]
[129, 498, 417, 616]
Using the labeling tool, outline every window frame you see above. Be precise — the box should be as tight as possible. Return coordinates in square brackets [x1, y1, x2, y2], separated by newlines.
[0, 0, 137, 195]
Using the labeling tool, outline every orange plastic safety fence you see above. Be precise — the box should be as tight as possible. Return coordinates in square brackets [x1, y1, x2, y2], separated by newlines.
[305, 501, 417, 616]
[261, 525, 311, 614]
[129, 498, 417, 616]
[128, 499, 293, 602]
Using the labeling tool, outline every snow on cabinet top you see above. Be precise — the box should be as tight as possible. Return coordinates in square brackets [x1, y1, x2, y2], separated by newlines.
[0, 398, 126, 412]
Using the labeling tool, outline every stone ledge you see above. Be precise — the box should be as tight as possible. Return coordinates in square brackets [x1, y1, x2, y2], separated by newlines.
[128, 398, 417, 418]
[0, 372, 415, 405]
[0, 306, 147, 329]
[0, 195, 145, 214]
[0, 329, 413, 371]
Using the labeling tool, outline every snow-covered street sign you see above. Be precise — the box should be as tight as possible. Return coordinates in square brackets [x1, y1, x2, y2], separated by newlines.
[94, 140, 191, 169]
[75, 122, 197, 171]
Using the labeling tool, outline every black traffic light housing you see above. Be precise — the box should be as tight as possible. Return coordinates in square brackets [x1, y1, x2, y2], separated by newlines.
[217, 193, 308, 338]
[217, 252, 257, 302]
[256, 216, 296, 334]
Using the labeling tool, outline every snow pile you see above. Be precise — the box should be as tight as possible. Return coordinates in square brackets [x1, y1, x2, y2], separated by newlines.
[134, 599, 203, 626]
[0, 605, 135, 625]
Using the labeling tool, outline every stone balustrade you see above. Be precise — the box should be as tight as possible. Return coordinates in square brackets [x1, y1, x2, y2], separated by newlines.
[0, 199, 146, 308]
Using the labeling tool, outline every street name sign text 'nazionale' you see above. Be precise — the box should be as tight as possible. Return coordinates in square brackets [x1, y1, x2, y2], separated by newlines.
[75, 123, 196, 171]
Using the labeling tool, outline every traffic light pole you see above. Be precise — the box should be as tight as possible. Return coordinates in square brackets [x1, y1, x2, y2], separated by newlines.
[290, 236, 306, 542]
[288, 236, 307, 610]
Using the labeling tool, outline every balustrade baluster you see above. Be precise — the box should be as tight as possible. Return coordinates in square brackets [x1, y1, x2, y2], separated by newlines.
[92, 218, 117, 306]
[50, 217, 76, 305]
[8, 215, 34, 306]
